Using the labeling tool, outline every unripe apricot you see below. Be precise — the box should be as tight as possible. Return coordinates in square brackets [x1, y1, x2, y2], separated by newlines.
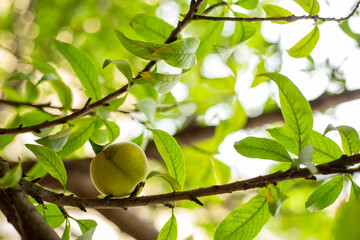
[90, 142, 148, 197]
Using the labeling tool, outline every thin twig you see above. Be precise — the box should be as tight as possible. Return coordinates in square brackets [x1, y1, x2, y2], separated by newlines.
[0, 99, 57, 110]
[194, 0, 360, 22]
[201, 1, 227, 16]
[0, 84, 130, 135]
[0, 99, 132, 116]
[0, 0, 206, 136]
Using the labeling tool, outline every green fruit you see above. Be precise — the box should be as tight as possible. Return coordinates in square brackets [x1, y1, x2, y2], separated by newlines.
[90, 142, 149, 197]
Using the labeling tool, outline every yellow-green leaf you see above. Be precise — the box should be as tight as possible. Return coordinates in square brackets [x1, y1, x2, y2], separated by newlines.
[0, 159, 22, 189]
[139, 72, 185, 94]
[26, 144, 67, 191]
[214, 192, 271, 240]
[293, 0, 320, 15]
[236, 0, 259, 10]
[150, 129, 186, 188]
[157, 211, 177, 240]
[287, 26, 320, 58]
[130, 13, 175, 43]
[55, 40, 101, 101]
[263, 5, 293, 24]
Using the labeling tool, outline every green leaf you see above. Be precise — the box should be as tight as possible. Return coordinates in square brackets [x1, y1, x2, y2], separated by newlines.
[214, 193, 271, 240]
[77, 227, 96, 240]
[31, 59, 61, 79]
[0, 159, 22, 189]
[234, 137, 292, 162]
[339, 20, 360, 46]
[184, 145, 217, 188]
[197, 0, 208, 15]
[0, 134, 13, 151]
[260, 73, 313, 154]
[55, 40, 101, 101]
[57, 117, 95, 156]
[150, 129, 186, 188]
[139, 72, 185, 94]
[305, 175, 344, 212]
[25, 162, 47, 181]
[292, 0, 320, 15]
[74, 219, 97, 235]
[92, 117, 120, 144]
[102, 95, 127, 111]
[34, 60, 72, 110]
[89, 138, 107, 155]
[267, 126, 299, 155]
[265, 185, 288, 216]
[294, 144, 317, 174]
[311, 130, 343, 164]
[35, 128, 72, 152]
[213, 158, 231, 184]
[1, 85, 21, 101]
[102, 118, 120, 143]
[196, 19, 224, 60]
[115, 30, 199, 69]
[26, 144, 67, 191]
[324, 124, 360, 155]
[114, 29, 165, 60]
[263, 96, 279, 113]
[251, 60, 268, 87]
[20, 110, 54, 127]
[35, 204, 65, 228]
[232, 13, 256, 44]
[90, 124, 108, 145]
[350, 180, 360, 204]
[154, 37, 200, 69]
[262, 5, 293, 24]
[287, 26, 320, 58]
[48, 80, 73, 110]
[333, 193, 360, 240]
[8, 73, 38, 102]
[130, 13, 175, 43]
[103, 59, 132, 84]
[146, 171, 182, 192]
[157, 211, 177, 240]
[61, 219, 70, 240]
[236, 0, 259, 10]
[0, 115, 19, 149]
[131, 133, 145, 147]
[135, 97, 157, 125]
[24, 80, 39, 103]
[8, 72, 31, 81]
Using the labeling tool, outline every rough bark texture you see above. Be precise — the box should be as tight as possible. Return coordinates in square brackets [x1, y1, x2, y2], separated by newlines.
[0, 158, 60, 240]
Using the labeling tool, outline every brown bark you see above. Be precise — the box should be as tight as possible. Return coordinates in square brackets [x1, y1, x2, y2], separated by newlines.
[38, 159, 159, 240]
[22, 154, 360, 209]
[0, 158, 60, 240]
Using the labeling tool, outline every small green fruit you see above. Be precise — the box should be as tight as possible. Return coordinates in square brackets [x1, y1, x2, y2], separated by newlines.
[90, 142, 148, 197]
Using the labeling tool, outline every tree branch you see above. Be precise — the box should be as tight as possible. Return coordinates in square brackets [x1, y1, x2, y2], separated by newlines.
[0, 84, 129, 135]
[0, 0, 206, 136]
[20, 154, 360, 209]
[0, 158, 60, 240]
[201, 1, 227, 16]
[0, 99, 60, 111]
[193, 1, 360, 22]
[35, 158, 159, 240]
